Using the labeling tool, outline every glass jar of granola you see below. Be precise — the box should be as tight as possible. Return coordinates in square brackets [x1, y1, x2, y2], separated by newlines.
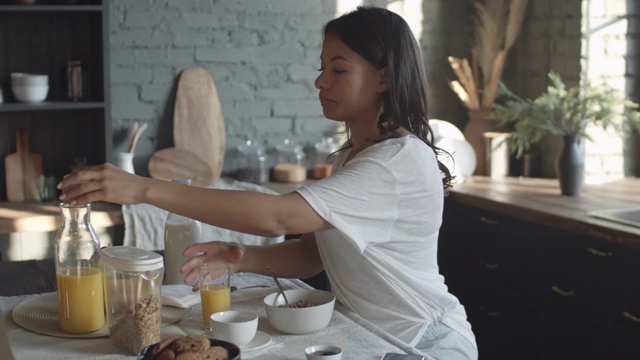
[100, 246, 164, 354]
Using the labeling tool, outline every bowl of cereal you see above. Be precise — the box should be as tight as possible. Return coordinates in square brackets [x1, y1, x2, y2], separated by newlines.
[263, 288, 335, 334]
[137, 335, 240, 360]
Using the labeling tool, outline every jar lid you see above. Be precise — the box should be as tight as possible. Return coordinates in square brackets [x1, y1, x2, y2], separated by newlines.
[314, 137, 340, 153]
[276, 139, 303, 154]
[100, 246, 164, 272]
[237, 140, 265, 155]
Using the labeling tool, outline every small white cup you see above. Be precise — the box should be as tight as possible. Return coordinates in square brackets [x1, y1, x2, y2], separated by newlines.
[210, 310, 258, 347]
[305, 345, 343, 360]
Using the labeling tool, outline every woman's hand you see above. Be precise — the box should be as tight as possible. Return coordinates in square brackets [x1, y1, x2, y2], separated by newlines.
[180, 241, 245, 290]
[57, 163, 150, 205]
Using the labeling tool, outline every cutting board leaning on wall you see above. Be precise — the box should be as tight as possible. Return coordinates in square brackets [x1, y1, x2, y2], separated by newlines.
[172, 67, 226, 183]
[4, 129, 43, 201]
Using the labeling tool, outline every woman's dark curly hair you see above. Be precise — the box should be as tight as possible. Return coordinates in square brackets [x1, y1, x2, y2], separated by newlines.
[323, 6, 453, 189]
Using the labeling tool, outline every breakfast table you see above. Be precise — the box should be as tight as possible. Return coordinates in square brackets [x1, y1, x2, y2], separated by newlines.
[0, 267, 432, 359]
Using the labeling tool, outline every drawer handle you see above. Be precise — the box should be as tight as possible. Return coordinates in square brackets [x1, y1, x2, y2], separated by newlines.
[551, 286, 574, 297]
[623, 311, 640, 323]
[586, 247, 612, 257]
[480, 217, 499, 225]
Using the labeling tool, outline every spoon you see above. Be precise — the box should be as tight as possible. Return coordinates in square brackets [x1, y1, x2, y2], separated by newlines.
[230, 285, 271, 293]
[267, 266, 289, 308]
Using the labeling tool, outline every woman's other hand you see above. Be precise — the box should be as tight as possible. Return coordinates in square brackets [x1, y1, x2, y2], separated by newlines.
[181, 241, 245, 290]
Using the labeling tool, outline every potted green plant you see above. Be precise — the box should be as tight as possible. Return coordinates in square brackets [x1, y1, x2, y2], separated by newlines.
[493, 71, 640, 196]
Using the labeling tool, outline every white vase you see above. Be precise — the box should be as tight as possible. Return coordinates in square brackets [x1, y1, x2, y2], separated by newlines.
[117, 152, 135, 174]
[464, 110, 506, 176]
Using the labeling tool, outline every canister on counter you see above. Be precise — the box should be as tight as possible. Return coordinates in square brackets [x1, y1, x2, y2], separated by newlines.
[312, 137, 340, 179]
[274, 139, 307, 182]
[100, 246, 164, 354]
[236, 140, 269, 184]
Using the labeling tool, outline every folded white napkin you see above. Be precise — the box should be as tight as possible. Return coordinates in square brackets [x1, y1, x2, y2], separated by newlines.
[162, 284, 200, 308]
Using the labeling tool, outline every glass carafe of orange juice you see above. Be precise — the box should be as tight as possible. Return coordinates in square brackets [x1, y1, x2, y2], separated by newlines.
[54, 203, 104, 334]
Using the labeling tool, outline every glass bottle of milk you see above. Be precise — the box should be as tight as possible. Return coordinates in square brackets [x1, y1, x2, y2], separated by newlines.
[163, 178, 203, 284]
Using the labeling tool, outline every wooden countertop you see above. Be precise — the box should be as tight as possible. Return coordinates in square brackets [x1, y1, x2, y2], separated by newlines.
[0, 201, 123, 234]
[448, 176, 640, 249]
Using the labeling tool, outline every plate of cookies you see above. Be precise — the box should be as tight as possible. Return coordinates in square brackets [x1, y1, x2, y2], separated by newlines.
[138, 335, 240, 360]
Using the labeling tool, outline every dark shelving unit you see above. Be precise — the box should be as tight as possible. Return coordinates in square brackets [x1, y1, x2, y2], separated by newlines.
[0, 1, 111, 201]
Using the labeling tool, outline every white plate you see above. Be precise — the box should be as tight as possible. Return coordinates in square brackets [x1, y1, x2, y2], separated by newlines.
[242, 331, 271, 351]
[12, 292, 192, 338]
[429, 119, 464, 143]
[436, 137, 477, 181]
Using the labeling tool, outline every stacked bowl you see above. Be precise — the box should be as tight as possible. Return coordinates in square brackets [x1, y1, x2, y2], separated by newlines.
[11, 73, 49, 103]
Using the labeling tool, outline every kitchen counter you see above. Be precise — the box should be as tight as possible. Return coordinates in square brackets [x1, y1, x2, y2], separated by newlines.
[448, 176, 640, 249]
[0, 201, 123, 235]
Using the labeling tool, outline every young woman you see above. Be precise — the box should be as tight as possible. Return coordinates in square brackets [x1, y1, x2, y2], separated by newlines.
[58, 6, 477, 359]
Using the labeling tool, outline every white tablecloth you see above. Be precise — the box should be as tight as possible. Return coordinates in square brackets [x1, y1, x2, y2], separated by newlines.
[1, 273, 431, 360]
[122, 177, 284, 250]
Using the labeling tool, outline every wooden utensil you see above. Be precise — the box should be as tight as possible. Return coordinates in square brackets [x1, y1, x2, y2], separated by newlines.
[4, 129, 43, 201]
[126, 121, 139, 153]
[148, 147, 214, 187]
[173, 67, 225, 182]
[127, 122, 148, 154]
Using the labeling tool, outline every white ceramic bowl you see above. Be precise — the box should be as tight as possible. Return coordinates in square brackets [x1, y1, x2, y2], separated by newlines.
[263, 288, 335, 334]
[305, 345, 343, 360]
[12, 85, 49, 103]
[10, 73, 49, 86]
[209, 310, 258, 347]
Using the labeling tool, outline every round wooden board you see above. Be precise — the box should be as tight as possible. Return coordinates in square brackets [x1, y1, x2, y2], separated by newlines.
[148, 147, 214, 187]
[173, 67, 225, 182]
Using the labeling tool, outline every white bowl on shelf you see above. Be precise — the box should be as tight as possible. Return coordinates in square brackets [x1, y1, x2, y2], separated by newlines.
[12, 85, 49, 103]
[11, 73, 49, 86]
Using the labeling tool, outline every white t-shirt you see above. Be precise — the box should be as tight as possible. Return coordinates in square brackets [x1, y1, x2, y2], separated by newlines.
[296, 135, 475, 348]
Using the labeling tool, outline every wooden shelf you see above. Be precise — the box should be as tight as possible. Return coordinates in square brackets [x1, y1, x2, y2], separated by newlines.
[0, 201, 123, 235]
[0, 5, 102, 12]
[0, 102, 105, 113]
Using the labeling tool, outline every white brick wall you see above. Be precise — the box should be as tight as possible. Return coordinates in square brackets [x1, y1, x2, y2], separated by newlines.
[108, 0, 337, 176]
[108, 0, 637, 179]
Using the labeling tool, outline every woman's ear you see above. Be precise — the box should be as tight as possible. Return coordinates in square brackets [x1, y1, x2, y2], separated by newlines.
[377, 67, 389, 93]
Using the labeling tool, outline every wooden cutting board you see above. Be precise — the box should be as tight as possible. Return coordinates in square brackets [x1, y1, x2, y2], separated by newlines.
[173, 67, 225, 182]
[148, 147, 214, 187]
[4, 129, 43, 201]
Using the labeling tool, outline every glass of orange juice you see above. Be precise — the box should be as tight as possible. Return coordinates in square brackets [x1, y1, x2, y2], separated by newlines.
[199, 264, 231, 330]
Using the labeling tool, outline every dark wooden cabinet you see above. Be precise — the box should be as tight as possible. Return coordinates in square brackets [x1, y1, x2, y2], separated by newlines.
[440, 199, 640, 359]
[0, 2, 111, 201]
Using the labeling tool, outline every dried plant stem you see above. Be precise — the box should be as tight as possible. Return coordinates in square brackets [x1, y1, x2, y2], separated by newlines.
[472, 48, 480, 92]
[449, 0, 528, 110]
[448, 57, 480, 109]
[461, 58, 480, 109]
[450, 81, 473, 108]
[482, 50, 507, 109]
[504, 0, 529, 49]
